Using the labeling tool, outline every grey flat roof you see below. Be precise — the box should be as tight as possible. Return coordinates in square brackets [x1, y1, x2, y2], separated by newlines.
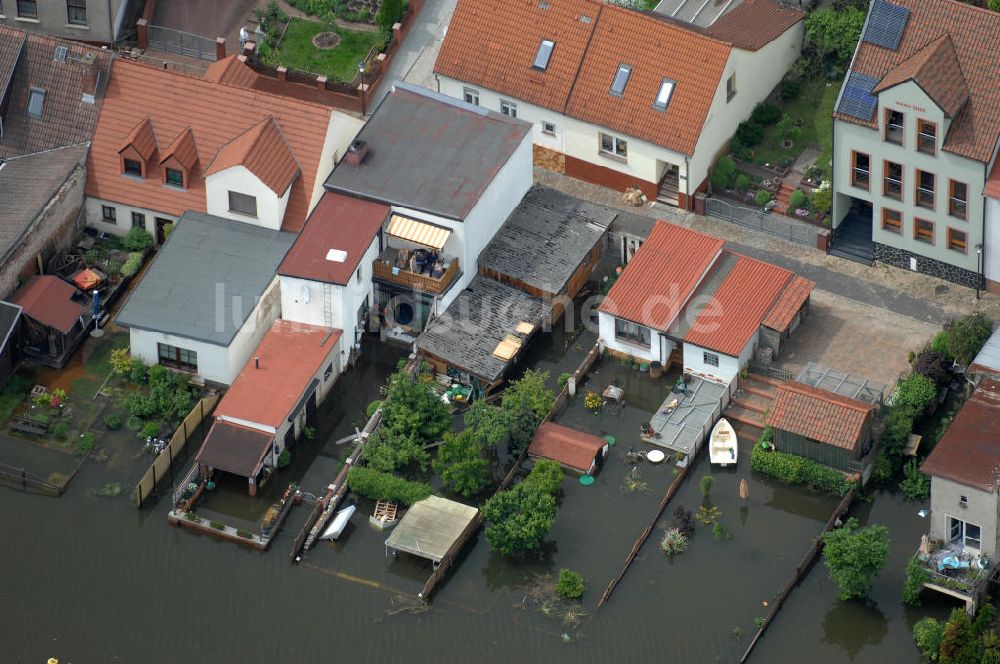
[324, 82, 531, 220]
[417, 276, 547, 383]
[477, 186, 612, 295]
[115, 212, 295, 346]
[385, 495, 478, 563]
[0, 144, 87, 265]
[608, 207, 655, 239]
[646, 376, 728, 455]
[969, 327, 1000, 378]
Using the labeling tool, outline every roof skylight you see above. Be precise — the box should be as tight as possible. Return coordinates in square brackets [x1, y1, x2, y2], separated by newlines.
[533, 39, 555, 71]
[27, 88, 45, 118]
[610, 64, 632, 97]
[653, 78, 676, 110]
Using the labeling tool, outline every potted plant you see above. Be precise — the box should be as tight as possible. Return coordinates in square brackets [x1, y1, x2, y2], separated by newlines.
[649, 360, 663, 379]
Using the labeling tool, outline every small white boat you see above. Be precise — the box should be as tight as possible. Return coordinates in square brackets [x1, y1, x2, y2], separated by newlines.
[320, 504, 356, 541]
[709, 418, 738, 467]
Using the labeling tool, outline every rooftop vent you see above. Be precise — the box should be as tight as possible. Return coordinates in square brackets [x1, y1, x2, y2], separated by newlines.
[344, 139, 369, 165]
[326, 249, 348, 262]
[533, 39, 555, 71]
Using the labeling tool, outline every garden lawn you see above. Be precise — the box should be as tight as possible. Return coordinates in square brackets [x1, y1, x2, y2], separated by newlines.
[754, 78, 839, 179]
[270, 19, 384, 82]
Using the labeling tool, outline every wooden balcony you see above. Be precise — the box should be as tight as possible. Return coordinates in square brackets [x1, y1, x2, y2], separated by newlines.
[373, 252, 460, 295]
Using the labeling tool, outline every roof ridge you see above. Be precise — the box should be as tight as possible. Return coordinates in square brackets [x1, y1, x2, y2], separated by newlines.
[562, 2, 603, 115]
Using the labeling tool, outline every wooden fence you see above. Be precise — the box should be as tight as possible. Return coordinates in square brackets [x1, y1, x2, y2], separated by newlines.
[134, 394, 219, 508]
[0, 463, 64, 496]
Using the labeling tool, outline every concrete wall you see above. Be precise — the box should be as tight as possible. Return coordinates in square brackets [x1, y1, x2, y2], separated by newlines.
[129, 276, 282, 385]
[929, 475, 999, 557]
[0, 162, 85, 299]
[0, 0, 129, 43]
[205, 165, 291, 230]
[832, 81, 985, 274]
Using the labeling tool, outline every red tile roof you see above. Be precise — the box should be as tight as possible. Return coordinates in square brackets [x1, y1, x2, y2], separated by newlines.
[278, 192, 389, 285]
[683, 254, 792, 356]
[835, 0, 1000, 163]
[528, 421, 607, 473]
[765, 381, 875, 451]
[11, 276, 83, 333]
[703, 0, 805, 52]
[215, 320, 342, 430]
[437, 0, 742, 156]
[920, 379, 1000, 491]
[86, 59, 337, 232]
[158, 127, 199, 171]
[872, 34, 968, 119]
[599, 220, 723, 331]
[985, 159, 1000, 200]
[204, 117, 300, 195]
[119, 117, 157, 161]
[762, 275, 815, 331]
[203, 55, 258, 88]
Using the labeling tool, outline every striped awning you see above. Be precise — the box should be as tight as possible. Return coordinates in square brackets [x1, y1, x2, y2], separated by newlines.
[385, 214, 451, 250]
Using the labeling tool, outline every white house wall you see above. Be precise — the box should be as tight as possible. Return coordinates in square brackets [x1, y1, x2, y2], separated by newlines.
[84, 197, 179, 244]
[205, 165, 291, 230]
[314, 111, 366, 212]
[987, 197, 1000, 289]
[929, 475, 999, 558]
[597, 311, 669, 364]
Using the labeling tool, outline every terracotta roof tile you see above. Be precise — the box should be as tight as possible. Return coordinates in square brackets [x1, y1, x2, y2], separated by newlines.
[920, 379, 1000, 491]
[762, 275, 814, 331]
[279, 192, 389, 285]
[765, 381, 875, 451]
[205, 117, 300, 195]
[872, 34, 968, 118]
[599, 220, 723, 331]
[214, 320, 342, 430]
[528, 421, 607, 473]
[703, 0, 805, 51]
[158, 126, 199, 171]
[86, 59, 338, 232]
[835, 0, 1000, 163]
[119, 117, 157, 161]
[985, 158, 1000, 200]
[203, 55, 258, 88]
[10, 275, 83, 333]
[683, 254, 792, 356]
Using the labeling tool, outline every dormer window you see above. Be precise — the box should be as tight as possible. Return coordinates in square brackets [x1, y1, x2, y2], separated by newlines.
[123, 159, 143, 177]
[653, 78, 675, 110]
[27, 88, 44, 118]
[533, 39, 555, 71]
[610, 64, 631, 97]
[165, 168, 184, 188]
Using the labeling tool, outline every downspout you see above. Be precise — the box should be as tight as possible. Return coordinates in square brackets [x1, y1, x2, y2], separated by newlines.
[684, 156, 691, 211]
[434, 73, 440, 94]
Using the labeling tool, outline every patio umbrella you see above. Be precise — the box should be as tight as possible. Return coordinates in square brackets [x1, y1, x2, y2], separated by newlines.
[72, 267, 104, 291]
[919, 534, 930, 557]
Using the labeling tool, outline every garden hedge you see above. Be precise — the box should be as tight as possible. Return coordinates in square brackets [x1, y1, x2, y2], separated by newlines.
[347, 466, 432, 506]
[751, 443, 853, 495]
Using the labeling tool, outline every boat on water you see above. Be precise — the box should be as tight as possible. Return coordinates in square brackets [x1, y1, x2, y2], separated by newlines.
[709, 418, 737, 467]
[319, 504, 356, 541]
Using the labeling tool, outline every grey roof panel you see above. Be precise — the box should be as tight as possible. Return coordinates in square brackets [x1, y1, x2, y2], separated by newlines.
[115, 212, 295, 346]
[863, 0, 910, 51]
[837, 72, 880, 121]
[324, 83, 531, 220]
[970, 328, 1000, 377]
[477, 186, 612, 294]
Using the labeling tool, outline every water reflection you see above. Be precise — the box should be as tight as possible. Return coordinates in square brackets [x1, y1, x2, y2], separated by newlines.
[822, 600, 889, 660]
[482, 541, 558, 592]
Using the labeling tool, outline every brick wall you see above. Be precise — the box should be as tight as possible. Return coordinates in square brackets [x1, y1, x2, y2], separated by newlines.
[533, 145, 565, 174]
[564, 154, 658, 202]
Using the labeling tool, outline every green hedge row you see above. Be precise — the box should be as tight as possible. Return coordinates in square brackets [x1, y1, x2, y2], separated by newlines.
[750, 443, 853, 496]
[347, 467, 432, 506]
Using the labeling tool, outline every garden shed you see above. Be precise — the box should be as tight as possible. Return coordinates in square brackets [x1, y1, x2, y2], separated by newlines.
[528, 421, 609, 474]
[764, 380, 876, 473]
[385, 495, 479, 566]
[10, 275, 89, 368]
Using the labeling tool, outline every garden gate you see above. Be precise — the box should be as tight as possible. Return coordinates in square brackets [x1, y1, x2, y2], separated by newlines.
[147, 24, 217, 61]
[706, 197, 820, 247]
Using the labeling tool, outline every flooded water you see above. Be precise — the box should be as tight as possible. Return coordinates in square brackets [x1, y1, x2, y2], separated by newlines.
[0, 327, 945, 663]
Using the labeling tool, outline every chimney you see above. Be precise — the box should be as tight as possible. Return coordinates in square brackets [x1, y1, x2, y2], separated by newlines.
[254, 356, 259, 369]
[81, 52, 98, 104]
[344, 139, 369, 165]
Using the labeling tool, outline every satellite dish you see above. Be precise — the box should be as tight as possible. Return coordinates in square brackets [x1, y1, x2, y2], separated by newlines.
[300, 285, 310, 303]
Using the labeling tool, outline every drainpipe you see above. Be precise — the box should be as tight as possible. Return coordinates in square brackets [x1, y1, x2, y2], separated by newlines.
[434, 73, 440, 94]
[684, 156, 690, 211]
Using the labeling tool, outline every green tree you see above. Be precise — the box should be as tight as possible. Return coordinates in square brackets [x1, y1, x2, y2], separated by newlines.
[433, 429, 489, 498]
[940, 608, 979, 664]
[525, 459, 564, 495]
[945, 312, 994, 366]
[913, 617, 944, 662]
[507, 402, 539, 457]
[502, 370, 555, 422]
[365, 369, 451, 472]
[804, 7, 866, 71]
[902, 556, 930, 606]
[464, 398, 508, 447]
[556, 568, 586, 599]
[482, 482, 556, 555]
[376, 0, 405, 32]
[821, 518, 889, 600]
[895, 373, 937, 413]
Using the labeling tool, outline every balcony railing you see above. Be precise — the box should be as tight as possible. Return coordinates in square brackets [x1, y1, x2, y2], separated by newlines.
[884, 176, 902, 199]
[912, 544, 993, 597]
[949, 197, 968, 219]
[373, 250, 460, 295]
[918, 131, 936, 154]
[917, 186, 935, 209]
[886, 123, 904, 145]
[852, 167, 870, 189]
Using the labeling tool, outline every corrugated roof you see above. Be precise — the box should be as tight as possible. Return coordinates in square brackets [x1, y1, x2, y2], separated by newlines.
[684, 254, 792, 356]
[920, 380, 1000, 491]
[195, 420, 274, 478]
[968, 327, 1000, 379]
[86, 59, 338, 232]
[11, 275, 83, 333]
[871, 34, 968, 118]
[762, 275, 815, 331]
[385, 495, 479, 562]
[528, 421, 606, 473]
[114, 212, 295, 346]
[599, 220, 723, 331]
[324, 83, 530, 220]
[214, 320, 341, 430]
[278, 192, 389, 285]
[765, 381, 874, 451]
[204, 116, 299, 195]
[702, 0, 805, 51]
[835, 0, 1000, 163]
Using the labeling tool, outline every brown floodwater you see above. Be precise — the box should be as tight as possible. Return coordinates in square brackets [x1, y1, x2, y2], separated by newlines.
[0, 322, 954, 663]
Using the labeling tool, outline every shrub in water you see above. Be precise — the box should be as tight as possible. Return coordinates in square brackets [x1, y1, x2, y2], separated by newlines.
[660, 528, 688, 556]
[700, 475, 714, 497]
[51, 421, 69, 440]
[104, 413, 123, 430]
[672, 505, 694, 536]
[556, 569, 586, 599]
[126, 415, 143, 431]
[210, 521, 226, 531]
[76, 432, 96, 455]
[139, 422, 160, 439]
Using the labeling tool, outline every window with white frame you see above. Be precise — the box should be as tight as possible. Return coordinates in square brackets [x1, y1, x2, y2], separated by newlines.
[542, 121, 556, 135]
[703, 351, 720, 367]
[948, 515, 982, 550]
[599, 132, 627, 159]
[463, 87, 480, 106]
[614, 318, 649, 346]
[500, 99, 517, 118]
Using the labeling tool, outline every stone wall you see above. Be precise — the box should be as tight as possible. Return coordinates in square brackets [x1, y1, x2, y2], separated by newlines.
[533, 145, 565, 174]
[0, 164, 85, 299]
[874, 243, 983, 291]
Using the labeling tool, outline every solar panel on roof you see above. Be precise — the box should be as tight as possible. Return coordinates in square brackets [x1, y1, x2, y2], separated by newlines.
[53, 46, 68, 62]
[837, 72, 880, 121]
[863, 0, 910, 51]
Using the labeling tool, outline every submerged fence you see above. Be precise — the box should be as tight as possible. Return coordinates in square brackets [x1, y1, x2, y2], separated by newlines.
[134, 394, 219, 507]
[706, 197, 821, 247]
